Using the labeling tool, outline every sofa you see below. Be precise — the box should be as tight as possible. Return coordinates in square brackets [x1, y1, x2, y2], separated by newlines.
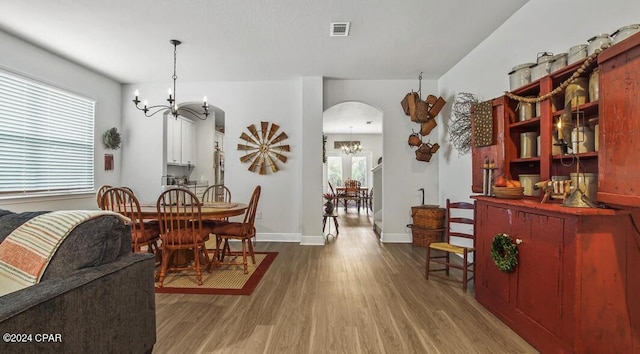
[0, 209, 156, 354]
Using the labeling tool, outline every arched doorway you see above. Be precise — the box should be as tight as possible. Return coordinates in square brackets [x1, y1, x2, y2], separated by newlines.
[323, 101, 382, 227]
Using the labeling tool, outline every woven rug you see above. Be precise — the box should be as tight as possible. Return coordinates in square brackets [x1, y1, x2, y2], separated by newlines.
[154, 251, 277, 295]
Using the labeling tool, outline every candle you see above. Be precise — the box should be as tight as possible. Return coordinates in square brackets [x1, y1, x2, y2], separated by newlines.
[134, 89, 139, 99]
[557, 119, 563, 140]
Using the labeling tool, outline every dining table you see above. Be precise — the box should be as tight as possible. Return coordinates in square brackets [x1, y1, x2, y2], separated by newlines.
[138, 201, 248, 220]
[335, 186, 369, 212]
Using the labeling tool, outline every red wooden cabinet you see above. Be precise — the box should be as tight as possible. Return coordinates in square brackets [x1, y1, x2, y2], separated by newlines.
[597, 32, 640, 208]
[474, 197, 640, 353]
[471, 28, 640, 354]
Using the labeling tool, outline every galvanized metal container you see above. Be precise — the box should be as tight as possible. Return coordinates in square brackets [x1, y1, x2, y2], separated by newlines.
[508, 63, 535, 91]
[568, 44, 587, 64]
[612, 24, 640, 45]
[550, 53, 568, 73]
[587, 33, 611, 55]
[531, 52, 554, 81]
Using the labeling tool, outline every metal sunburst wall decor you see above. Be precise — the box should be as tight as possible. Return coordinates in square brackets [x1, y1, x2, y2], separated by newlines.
[237, 121, 290, 174]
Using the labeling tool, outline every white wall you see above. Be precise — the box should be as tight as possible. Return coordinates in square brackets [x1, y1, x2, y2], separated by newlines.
[300, 77, 324, 245]
[0, 30, 122, 212]
[324, 79, 440, 242]
[437, 0, 640, 206]
[121, 80, 303, 240]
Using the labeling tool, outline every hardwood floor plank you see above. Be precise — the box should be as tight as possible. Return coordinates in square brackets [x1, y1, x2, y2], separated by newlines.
[153, 213, 539, 354]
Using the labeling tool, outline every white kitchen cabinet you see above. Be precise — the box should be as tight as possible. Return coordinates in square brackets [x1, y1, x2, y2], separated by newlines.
[166, 116, 181, 165]
[180, 118, 195, 165]
[166, 116, 196, 166]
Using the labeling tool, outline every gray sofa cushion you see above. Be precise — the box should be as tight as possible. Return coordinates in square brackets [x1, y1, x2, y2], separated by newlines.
[42, 214, 132, 280]
[0, 210, 48, 243]
[0, 210, 132, 281]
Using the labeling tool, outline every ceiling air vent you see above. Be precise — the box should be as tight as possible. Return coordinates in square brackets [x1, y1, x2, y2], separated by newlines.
[330, 22, 350, 37]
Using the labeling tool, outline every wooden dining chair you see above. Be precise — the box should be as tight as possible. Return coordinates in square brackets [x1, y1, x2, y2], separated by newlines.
[96, 184, 112, 209]
[101, 187, 161, 256]
[208, 185, 261, 274]
[201, 184, 233, 258]
[156, 188, 211, 287]
[343, 179, 362, 213]
[201, 184, 231, 203]
[425, 199, 476, 292]
[362, 187, 373, 214]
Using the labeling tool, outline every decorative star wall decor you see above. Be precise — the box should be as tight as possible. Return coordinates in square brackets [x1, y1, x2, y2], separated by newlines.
[237, 121, 290, 175]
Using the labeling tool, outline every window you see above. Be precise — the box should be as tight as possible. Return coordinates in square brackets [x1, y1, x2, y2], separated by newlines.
[326, 153, 370, 187]
[0, 69, 95, 197]
[351, 155, 367, 186]
[327, 156, 343, 187]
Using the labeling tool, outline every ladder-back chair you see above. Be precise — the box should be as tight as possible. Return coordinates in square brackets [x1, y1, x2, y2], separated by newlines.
[342, 179, 362, 212]
[425, 199, 476, 292]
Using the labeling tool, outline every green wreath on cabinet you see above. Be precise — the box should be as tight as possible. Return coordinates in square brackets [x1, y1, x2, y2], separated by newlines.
[490, 233, 518, 272]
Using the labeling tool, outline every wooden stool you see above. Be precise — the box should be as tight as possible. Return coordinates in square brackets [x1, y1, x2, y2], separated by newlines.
[322, 211, 339, 237]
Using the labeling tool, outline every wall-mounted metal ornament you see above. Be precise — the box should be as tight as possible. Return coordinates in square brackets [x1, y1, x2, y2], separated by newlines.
[237, 121, 290, 175]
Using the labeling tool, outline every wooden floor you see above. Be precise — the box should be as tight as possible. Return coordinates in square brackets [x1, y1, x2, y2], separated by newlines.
[153, 212, 539, 354]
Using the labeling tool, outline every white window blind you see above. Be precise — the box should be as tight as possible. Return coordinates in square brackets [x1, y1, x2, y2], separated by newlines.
[0, 69, 95, 196]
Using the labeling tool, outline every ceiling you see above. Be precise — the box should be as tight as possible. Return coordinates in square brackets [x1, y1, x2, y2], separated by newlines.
[0, 0, 527, 133]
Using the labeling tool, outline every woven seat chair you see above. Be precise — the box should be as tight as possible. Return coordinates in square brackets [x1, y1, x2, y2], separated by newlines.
[100, 187, 161, 256]
[208, 185, 261, 274]
[156, 188, 211, 287]
[425, 199, 476, 292]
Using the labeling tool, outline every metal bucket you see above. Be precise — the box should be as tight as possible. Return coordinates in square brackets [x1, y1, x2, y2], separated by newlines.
[531, 52, 553, 81]
[520, 132, 538, 158]
[612, 24, 640, 45]
[508, 63, 535, 91]
[568, 44, 587, 64]
[518, 100, 535, 121]
[570, 172, 598, 201]
[571, 126, 595, 153]
[519, 174, 541, 197]
[587, 34, 611, 55]
[550, 53, 568, 73]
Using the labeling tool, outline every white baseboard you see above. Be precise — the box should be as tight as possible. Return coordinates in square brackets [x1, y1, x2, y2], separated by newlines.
[300, 235, 326, 246]
[380, 232, 412, 243]
[256, 233, 301, 243]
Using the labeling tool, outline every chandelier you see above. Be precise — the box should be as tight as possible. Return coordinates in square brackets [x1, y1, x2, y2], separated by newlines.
[132, 39, 209, 120]
[341, 127, 362, 154]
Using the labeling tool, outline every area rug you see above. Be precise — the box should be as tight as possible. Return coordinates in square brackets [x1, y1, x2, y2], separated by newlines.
[154, 251, 277, 295]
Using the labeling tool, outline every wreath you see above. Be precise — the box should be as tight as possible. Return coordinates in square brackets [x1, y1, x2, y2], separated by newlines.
[490, 233, 518, 272]
[102, 127, 122, 150]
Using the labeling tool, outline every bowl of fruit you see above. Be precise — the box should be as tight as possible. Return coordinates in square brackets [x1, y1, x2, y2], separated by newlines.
[493, 175, 524, 199]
